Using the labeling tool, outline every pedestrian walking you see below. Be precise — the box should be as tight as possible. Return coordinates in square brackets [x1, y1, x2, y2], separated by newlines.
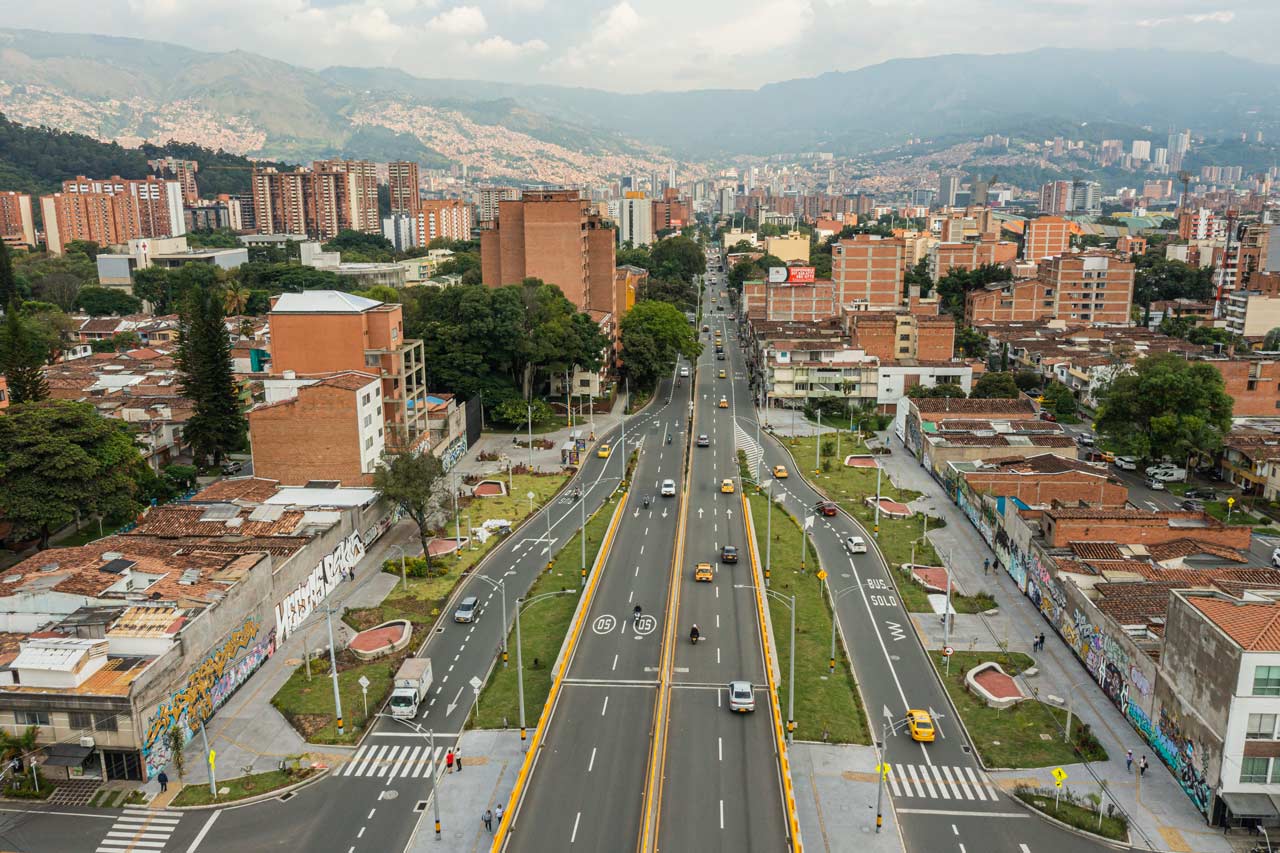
[1031, 635, 1039, 652]
[445, 748, 454, 773]
[1038, 632, 1046, 651]
[455, 746, 462, 772]
[157, 770, 168, 793]
[1139, 755, 1149, 777]
[495, 804, 504, 826]
[483, 809, 493, 832]
[983, 558, 990, 575]
[1126, 749, 1133, 772]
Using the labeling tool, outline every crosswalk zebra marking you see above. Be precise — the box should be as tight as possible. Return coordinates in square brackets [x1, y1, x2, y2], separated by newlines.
[96, 808, 181, 853]
[929, 765, 950, 799]
[336, 743, 446, 780]
[883, 764, 1001, 803]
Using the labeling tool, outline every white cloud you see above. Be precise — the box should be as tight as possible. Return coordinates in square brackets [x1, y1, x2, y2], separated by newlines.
[1137, 9, 1234, 27]
[426, 5, 488, 34]
[595, 2, 641, 45]
[470, 35, 548, 59]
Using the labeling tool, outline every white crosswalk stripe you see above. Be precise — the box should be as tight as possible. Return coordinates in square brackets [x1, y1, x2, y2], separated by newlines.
[885, 764, 1001, 803]
[96, 807, 181, 853]
[335, 743, 447, 780]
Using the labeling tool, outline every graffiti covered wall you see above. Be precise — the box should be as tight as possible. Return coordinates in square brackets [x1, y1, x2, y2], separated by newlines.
[140, 617, 275, 778]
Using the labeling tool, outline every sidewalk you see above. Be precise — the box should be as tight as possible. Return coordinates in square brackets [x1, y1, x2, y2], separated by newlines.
[872, 431, 1232, 853]
[405, 729, 523, 852]
[791, 742, 904, 853]
[462, 393, 629, 478]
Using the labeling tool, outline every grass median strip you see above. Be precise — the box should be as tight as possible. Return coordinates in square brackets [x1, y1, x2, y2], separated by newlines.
[745, 490, 870, 745]
[1014, 786, 1129, 842]
[170, 767, 318, 807]
[468, 493, 620, 729]
[932, 650, 1108, 769]
[271, 652, 400, 745]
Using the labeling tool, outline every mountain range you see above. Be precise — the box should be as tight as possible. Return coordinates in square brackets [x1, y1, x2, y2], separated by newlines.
[2, 27, 1279, 170]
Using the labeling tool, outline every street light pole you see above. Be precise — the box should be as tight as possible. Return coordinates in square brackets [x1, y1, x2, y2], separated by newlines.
[873, 464, 883, 538]
[814, 408, 821, 473]
[453, 475, 462, 559]
[515, 600, 526, 745]
[390, 543, 407, 592]
[475, 575, 508, 666]
[324, 605, 344, 735]
[765, 480, 773, 587]
[527, 403, 533, 473]
[828, 586, 859, 672]
[579, 490, 588, 586]
[787, 592, 795, 742]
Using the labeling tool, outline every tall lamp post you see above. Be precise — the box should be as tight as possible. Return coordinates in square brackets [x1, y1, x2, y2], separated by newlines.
[740, 579, 796, 742]
[876, 716, 913, 833]
[828, 585, 861, 672]
[379, 714, 442, 838]
[514, 590, 578, 748]
[389, 543, 408, 592]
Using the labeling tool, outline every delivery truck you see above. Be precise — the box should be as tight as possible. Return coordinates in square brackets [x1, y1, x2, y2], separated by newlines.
[389, 657, 433, 718]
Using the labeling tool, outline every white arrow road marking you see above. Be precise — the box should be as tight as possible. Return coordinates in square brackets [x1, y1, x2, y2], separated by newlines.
[446, 686, 464, 716]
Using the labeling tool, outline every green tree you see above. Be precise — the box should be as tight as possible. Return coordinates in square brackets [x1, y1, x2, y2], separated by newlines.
[955, 326, 989, 360]
[372, 449, 448, 564]
[76, 286, 142, 316]
[0, 300, 50, 404]
[130, 267, 173, 312]
[970, 371, 1020, 399]
[186, 229, 241, 249]
[935, 263, 1013, 319]
[1264, 327, 1280, 351]
[493, 398, 554, 428]
[176, 286, 246, 467]
[90, 331, 142, 353]
[1095, 353, 1233, 462]
[0, 242, 16, 306]
[64, 240, 100, 260]
[903, 258, 931, 298]
[1013, 370, 1041, 392]
[222, 281, 250, 316]
[1043, 380, 1077, 418]
[1133, 253, 1214, 309]
[354, 285, 402, 304]
[322, 230, 395, 263]
[906, 383, 967, 399]
[649, 236, 706, 283]
[637, 277, 697, 311]
[0, 401, 143, 548]
[618, 300, 700, 387]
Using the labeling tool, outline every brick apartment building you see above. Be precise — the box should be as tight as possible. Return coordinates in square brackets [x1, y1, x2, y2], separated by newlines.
[965, 251, 1134, 325]
[387, 161, 421, 216]
[251, 162, 379, 241]
[1023, 216, 1072, 262]
[312, 159, 380, 234]
[0, 191, 35, 247]
[846, 312, 955, 362]
[147, 157, 199, 205]
[249, 371, 385, 485]
[1040, 506, 1252, 551]
[830, 234, 905, 310]
[41, 176, 186, 255]
[959, 454, 1128, 508]
[480, 190, 617, 314]
[741, 279, 839, 322]
[651, 188, 690, 233]
[417, 199, 472, 245]
[927, 235, 1019, 281]
[267, 291, 428, 445]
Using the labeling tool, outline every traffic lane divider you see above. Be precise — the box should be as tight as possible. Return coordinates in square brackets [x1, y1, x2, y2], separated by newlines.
[492, 490, 629, 850]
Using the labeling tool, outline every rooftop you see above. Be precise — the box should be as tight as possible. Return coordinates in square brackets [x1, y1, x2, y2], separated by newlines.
[270, 291, 384, 314]
[912, 397, 1037, 416]
[1188, 594, 1280, 652]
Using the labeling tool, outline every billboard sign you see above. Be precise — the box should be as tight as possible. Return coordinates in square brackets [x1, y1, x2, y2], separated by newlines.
[768, 266, 816, 285]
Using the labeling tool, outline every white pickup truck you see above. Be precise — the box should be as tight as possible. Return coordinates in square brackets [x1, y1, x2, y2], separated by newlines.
[389, 658, 433, 718]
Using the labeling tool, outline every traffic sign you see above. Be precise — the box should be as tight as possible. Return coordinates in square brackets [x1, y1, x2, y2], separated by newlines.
[941, 646, 954, 657]
[816, 570, 828, 580]
[208, 749, 216, 770]
[470, 675, 483, 695]
[358, 675, 371, 690]
[874, 763, 890, 779]
[1052, 766, 1068, 788]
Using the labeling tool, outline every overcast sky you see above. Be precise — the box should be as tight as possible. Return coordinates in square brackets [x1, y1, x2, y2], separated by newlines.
[1, 0, 1272, 92]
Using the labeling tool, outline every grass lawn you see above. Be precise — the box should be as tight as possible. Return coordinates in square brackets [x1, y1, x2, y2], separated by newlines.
[170, 768, 317, 807]
[1203, 500, 1262, 526]
[468, 494, 621, 729]
[935, 651, 1108, 769]
[347, 472, 569, 636]
[271, 652, 401, 745]
[746, 491, 870, 745]
[1015, 788, 1129, 842]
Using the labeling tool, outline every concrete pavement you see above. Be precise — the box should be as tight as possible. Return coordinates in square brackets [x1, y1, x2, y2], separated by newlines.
[791, 743, 905, 853]
[405, 730, 524, 853]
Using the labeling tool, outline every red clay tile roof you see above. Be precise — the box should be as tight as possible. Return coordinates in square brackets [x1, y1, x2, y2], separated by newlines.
[192, 478, 280, 504]
[913, 398, 1037, 416]
[1069, 541, 1126, 560]
[314, 371, 380, 391]
[1147, 539, 1249, 564]
[1189, 596, 1280, 651]
[131, 505, 306, 538]
[979, 454, 1106, 475]
[1047, 507, 1162, 520]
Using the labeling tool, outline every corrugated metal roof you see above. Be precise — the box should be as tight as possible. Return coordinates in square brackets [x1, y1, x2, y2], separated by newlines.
[271, 291, 382, 313]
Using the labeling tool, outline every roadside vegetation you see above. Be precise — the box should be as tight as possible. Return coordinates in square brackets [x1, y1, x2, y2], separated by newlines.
[1014, 785, 1129, 842]
[170, 765, 317, 807]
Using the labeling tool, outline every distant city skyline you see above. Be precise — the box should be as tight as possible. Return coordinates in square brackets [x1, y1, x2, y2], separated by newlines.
[0, 0, 1272, 93]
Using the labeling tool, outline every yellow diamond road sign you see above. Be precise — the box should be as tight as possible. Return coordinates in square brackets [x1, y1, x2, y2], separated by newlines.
[875, 763, 890, 779]
[1052, 767, 1068, 784]
[816, 570, 828, 580]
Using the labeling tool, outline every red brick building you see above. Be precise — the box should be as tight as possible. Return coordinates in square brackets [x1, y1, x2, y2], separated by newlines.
[480, 190, 617, 314]
[1041, 507, 1251, 551]
[928, 235, 1018, 281]
[741, 279, 839, 322]
[388, 161, 421, 216]
[0, 191, 35, 248]
[40, 176, 185, 255]
[965, 251, 1134, 325]
[961, 454, 1128, 508]
[1023, 216, 1071, 262]
[831, 234, 905, 310]
[845, 312, 955, 362]
[249, 371, 384, 486]
[416, 199, 472, 245]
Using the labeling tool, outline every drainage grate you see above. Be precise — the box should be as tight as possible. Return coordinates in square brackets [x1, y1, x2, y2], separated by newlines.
[278, 792, 295, 802]
[415, 801, 428, 812]
[962, 745, 971, 754]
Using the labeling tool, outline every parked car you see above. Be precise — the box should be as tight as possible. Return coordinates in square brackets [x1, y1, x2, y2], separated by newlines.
[1077, 433, 1095, 446]
[1146, 477, 1165, 491]
[1151, 467, 1187, 482]
[1272, 547, 1280, 569]
[221, 461, 245, 475]
[1185, 487, 1219, 500]
[1180, 498, 1206, 512]
[1039, 411, 1057, 422]
[1114, 456, 1138, 471]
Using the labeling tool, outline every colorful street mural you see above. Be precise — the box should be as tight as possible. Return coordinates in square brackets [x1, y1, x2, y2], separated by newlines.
[140, 617, 275, 778]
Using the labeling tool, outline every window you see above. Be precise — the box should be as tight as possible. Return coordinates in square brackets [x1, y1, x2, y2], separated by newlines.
[362, 393, 372, 406]
[391, 326, 399, 341]
[68, 711, 92, 730]
[899, 334, 911, 341]
[16, 710, 48, 727]
[1254, 666, 1280, 696]
[94, 713, 117, 732]
[579, 378, 592, 388]
[363, 414, 373, 428]
[1241, 756, 1270, 783]
[365, 354, 380, 368]
[365, 437, 374, 450]
[1248, 714, 1278, 739]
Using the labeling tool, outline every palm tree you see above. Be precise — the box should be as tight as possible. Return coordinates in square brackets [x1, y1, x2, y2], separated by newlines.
[0, 725, 39, 775]
[222, 282, 250, 316]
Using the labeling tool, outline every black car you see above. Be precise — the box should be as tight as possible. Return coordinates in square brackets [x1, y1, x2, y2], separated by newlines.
[1180, 498, 1206, 512]
[716, 352, 726, 360]
[720, 544, 738, 563]
[696, 434, 710, 447]
[1184, 487, 1219, 500]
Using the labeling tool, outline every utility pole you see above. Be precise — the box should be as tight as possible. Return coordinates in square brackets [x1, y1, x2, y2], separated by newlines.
[787, 593, 796, 742]
[765, 481, 773, 586]
[200, 720, 216, 798]
[431, 728, 441, 837]
[527, 403, 533, 473]
[873, 464, 883, 537]
[324, 606, 344, 735]
[579, 488, 588, 586]
[515, 601, 527, 746]
[814, 409, 821, 473]
[943, 563, 953, 676]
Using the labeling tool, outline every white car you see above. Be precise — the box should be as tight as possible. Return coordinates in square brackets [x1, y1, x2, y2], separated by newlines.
[1114, 456, 1138, 471]
[661, 479, 676, 497]
[1146, 477, 1165, 491]
[1150, 467, 1187, 482]
[845, 535, 867, 554]
[679, 367, 689, 377]
[1272, 547, 1280, 569]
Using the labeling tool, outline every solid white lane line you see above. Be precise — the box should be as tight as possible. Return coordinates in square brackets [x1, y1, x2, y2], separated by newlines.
[184, 811, 220, 853]
[885, 808, 1027, 818]
[571, 812, 581, 843]
[719, 800, 725, 830]
[716, 647, 720, 664]
[588, 747, 597, 772]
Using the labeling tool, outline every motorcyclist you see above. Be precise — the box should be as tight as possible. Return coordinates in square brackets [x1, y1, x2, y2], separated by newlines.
[690, 624, 700, 643]
[633, 604, 642, 624]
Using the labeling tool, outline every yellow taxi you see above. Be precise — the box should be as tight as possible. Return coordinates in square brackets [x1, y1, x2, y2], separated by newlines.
[718, 369, 727, 379]
[596, 443, 611, 458]
[718, 397, 729, 408]
[720, 478, 735, 494]
[694, 562, 714, 582]
[906, 709, 935, 743]
[773, 465, 789, 479]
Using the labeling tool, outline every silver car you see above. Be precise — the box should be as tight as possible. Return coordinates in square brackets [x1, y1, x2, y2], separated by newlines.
[453, 596, 480, 623]
[728, 680, 755, 713]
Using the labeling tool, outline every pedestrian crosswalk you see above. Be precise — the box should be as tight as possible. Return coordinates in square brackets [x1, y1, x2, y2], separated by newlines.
[734, 422, 763, 480]
[97, 807, 181, 853]
[334, 743, 447, 780]
[885, 763, 1001, 803]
